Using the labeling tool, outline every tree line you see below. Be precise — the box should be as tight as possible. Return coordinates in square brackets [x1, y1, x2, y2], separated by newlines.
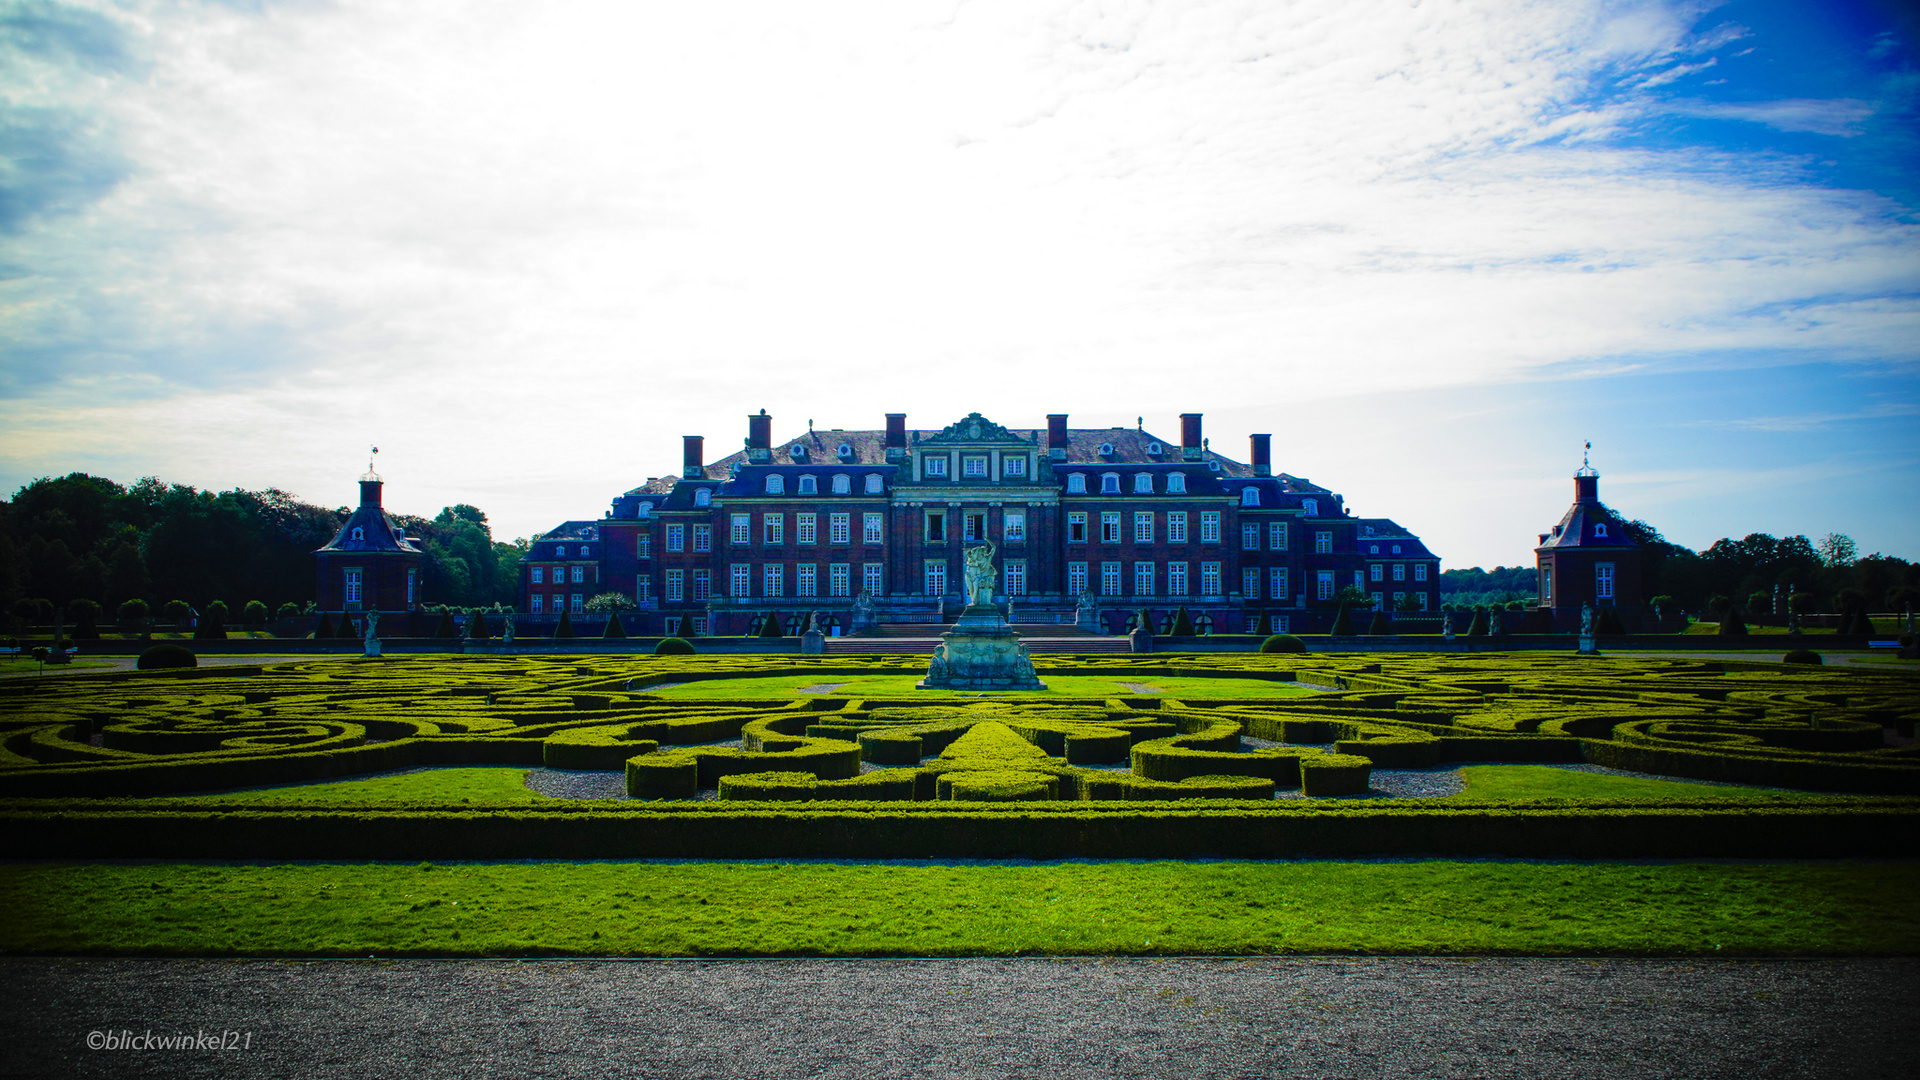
[0, 473, 529, 622]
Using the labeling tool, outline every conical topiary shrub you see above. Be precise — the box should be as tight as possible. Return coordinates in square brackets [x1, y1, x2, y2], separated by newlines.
[467, 609, 491, 640]
[1329, 603, 1356, 636]
[681, 616, 700, 639]
[553, 611, 574, 639]
[312, 611, 335, 639]
[602, 612, 626, 638]
[193, 605, 227, 640]
[759, 611, 784, 638]
[1366, 609, 1391, 635]
[1168, 606, 1195, 637]
[1466, 607, 1489, 637]
[70, 601, 101, 640]
[336, 612, 359, 638]
[1717, 607, 1748, 636]
[1596, 607, 1627, 635]
[435, 608, 458, 638]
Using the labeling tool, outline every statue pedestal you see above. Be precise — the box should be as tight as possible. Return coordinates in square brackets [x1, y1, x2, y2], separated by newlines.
[918, 605, 1047, 691]
[1577, 635, 1597, 655]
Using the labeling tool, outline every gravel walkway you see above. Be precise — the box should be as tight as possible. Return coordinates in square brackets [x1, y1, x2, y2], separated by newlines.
[6, 956, 1911, 1079]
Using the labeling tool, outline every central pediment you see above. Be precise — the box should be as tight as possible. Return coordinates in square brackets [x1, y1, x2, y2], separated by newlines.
[918, 413, 1035, 446]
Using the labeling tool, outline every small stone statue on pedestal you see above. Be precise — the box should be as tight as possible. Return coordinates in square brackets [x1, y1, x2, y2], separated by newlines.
[1578, 601, 1598, 655]
[1076, 589, 1101, 634]
[801, 610, 825, 655]
[502, 611, 515, 644]
[362, 610, 382, 658]
[1442, 613, 1455, 642]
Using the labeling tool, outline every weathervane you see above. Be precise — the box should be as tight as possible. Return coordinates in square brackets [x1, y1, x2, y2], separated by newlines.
[1583, 441, 1591, 470]
[363, 445, 381, 482]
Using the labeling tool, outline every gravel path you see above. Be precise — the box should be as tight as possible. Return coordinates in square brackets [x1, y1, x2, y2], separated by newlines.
[6, 956, 1911, 1079]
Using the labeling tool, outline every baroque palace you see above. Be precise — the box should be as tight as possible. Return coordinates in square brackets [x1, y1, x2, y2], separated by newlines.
[515, 411, 1442, 636]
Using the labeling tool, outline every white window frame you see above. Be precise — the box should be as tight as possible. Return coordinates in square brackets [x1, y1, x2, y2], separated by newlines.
[730, 514, 750, 545]
[665, 569, 684, 602]
[765, 475, 784, 495]
[1302, 498, 1317, 516]
[1100, 473, 1120, 494]
[1241, 487, 1259, 507]
[830, 513, 850, 545]
[797, 563, 817, 598]
[1201, 561, 1220, 597]
[1370, 564, 1383, 582]
[1315, 530, 1332, 554]
[530, 594, 544, 613]
[572, 565, 585, 584]
[1068, 561, 1088, 595]
[1415, 564, 1428, 582]
[1393, 564, 1405, 581]
[730, 564, 751, 598]
[1242, 524, 1259, 550]
[1167, 472, 1186, 494]
[764, 514, 785, 545]
[1135, 562, 1156, 596]
[666, 524, 684, 553]
[1316, 570, 1335, 600]
[829, 563, 850, 597]
[1168, 561, 1189, 596]
[863, 562, 884, 596]
[1133, 511, 1154, 544]
[1067, 473, 1087, 494]
[764, 563, 784, 597]
[1004, 510, 1026, 543]
[1134, 473, 1154, 494]
[797, 513, 817, 545]
[798, 474, 817, 495]
[924, 456, 948, 478]
[531, 567, 544, 584]
[1003, 456, 1027, 477]
[832, 474, 851, 495]
[1200, 512, 1220, 544]
[570, 594, 583, 614]
[1004, 559, 1026, 596]
[924, 560, 947, 596]
[1067, 511, 1087, 543]
[693, 524, 711, 553]
[863, 512, 885, 545]
[1101, 512, 1122, 544]
[693, 568, 711, 600]
[865, 473, 884, 494]
[1168, 512, 1188, 544]
[1100, 561, 1121, 596]
[1596, 562, 1615, 600]
[343, 568, 362, 604]
[962, 455, 988, 478]
[1243, 568, 1260, 598]
[1272, 568, 1289, 599]
[1270, 522, 1287, 550]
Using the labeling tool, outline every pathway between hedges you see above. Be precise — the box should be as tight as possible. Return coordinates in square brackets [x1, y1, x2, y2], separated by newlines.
[7, 956, 1913, 1079]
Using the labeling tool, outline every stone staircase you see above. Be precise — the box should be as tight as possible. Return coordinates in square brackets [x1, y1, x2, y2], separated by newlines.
[825, 622, 1128, 655]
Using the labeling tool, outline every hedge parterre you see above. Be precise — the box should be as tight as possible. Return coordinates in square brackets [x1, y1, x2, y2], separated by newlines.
[0, 653, 1914, 857]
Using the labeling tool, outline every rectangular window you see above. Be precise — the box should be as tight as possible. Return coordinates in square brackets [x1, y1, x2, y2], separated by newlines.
[1242, 524, 1259, 550]
[1168, 562, 1188, 596]
[1393, 591, 1405, 607]
[1354, 571, 1367, 592]
[924, 456, 948, 478]
[1100, 561, 1121, 596]
[635, 576, 651, 601]
[797, 563, 817, 597]
[963, 511, 985, 542]
[1414, 564, 1428, 582]
[1004, 510, 1026, 543]
[666, 524, 685, 553]
[1002, 456, 1026, 477]
[1271, 614, 1290, 634]
[830, 513, 850, 545]
[343, 568, 362, 604]
[1596, 563, 1615, 600]
[1201, 562, 1220, 597]
[764, 563, 784, 597]
[1270, 522, 1288, 550]
[1068, 511, 1087, 544]
[531, 567, 544, 584]
[924, 560, 947, 596]
[570, 594, 583, 614]
[693, 569, 711, 601]
[764, 514, 784, 545]
[1200, 512, 1220, 543]
[1243, 568, 1260, 599]
[693, 524, 711, 553]
[1317, 570, 1335, 600]
[691, 616, 708, 637]
[829, 563, 850, 597]
[1418, 593, 1429, 611]
[1272, 568, 1289, 599]
[730, 514, 750, 545]
[407, 568, 418, 604]
[1370, 564, 1383, 582]
[1134, 511, 1154, 544]
[636, 534, 649, 557]
[572, 565, 585, 584]
[1315, 530, 1332, 554]
[925, 510, 946, 542]
[1168, 512, 1188, 544]
[665, 569, 683, 602]
[664, 615, 678, 635]
[1004, 559, 1026, 596]
[863, 513, 884, 545]
[1068, 561, 1088, 595]
[530, 594, 544, 614]
[1101, 512, 1121, 544]
[1135, 562, 1156, 596]
[1542, 569, 1551, 602]
[1393, 564, 1405, 581]
[797, 513, 816, 545]
[963, 455, 988, 478]
[731, 564, 750, 598]
[1370, 592, 1383, 609]
[863, 562, 884, 596]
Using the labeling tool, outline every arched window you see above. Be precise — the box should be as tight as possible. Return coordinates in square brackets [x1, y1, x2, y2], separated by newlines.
[766, 475, 785, 495]
[837, 443, 853, 460]
[1099, 442, 1115, 457]
[1066, 473, 1087, 494]
[1167, 473, 1186, 494]
[798, 474, 818, 494]
[1301, 498, 1317, 516]
[694, 488, 711, 507]
[580, 545, 591, 557]
[864, 474, 883, 494]
[1100, 473, 1120, 494]
[789, 444, 807, 461]
[1145, 441, 1162, 456]
[1134, 474, 1154, 494]
[1594, 523, 1608, 538]
[556, 545, 567, 557]
[832, 474, 851, 495]
[350, 527, 364, 541]
[1241, 487, 1260, 507]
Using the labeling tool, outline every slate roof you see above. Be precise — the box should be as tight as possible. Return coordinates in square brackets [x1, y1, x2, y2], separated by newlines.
[316, 506, 421, 554]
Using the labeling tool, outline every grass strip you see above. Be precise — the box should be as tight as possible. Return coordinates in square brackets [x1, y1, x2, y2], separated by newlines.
[1453, 765, 1819, 801]
[4, 860, 1913, 958]
[192, 767, 546, 803]
[640, 675, 1308, 698]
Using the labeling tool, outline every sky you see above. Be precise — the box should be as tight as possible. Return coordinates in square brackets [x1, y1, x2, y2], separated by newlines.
[1, 0, 1915, 570]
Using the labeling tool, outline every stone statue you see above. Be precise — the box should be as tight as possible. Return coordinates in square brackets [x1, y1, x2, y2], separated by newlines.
[1488, 609, 1502, 637]
[1076, 588, 1100, 633]
[962, 541, 997, 609]
[1442, 613, 1454, 641]
[1580, 601, 1595, 637]
[502, 611, 515, 644]
[362, 609, 382, 658]
[853, 589, 877, 618]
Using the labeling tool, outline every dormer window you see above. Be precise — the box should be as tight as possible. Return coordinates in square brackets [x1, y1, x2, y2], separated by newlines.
[798, 474, 818, 495]
[1067, 473, 1087, 494]
[1146, 441, 1163, 456]
[963, 455, 988, 478]
[789, 445, 807, 461]
[1302, 498, 1317, 516]
[1207, 461, 1221, 472]
[1369, 544, 1379, 554]
[695, 488, 712, 507]
[1002, 456, 1026, 478]
[1241, 487, 1260, 507]
[556, 545, 567, 557]
[637, 502, 653, 518]
[1133, 473, 1153, 494]
[580, 545, 591, 557]
[766, 475, 785, 495]
[864, 473, 883, 494]
[837, 443, 853, 461]
[1392, 544, 1401, 554]
[1167, 473, 1186, 494]
[1594, 523, 1608, 538]
[1364, 525, 1375, 536]
[924, 456, 948, 478]
[351, 527, 364, 541]
[1100, 473, 1120, 494]
[832, 474, 851, 495]
[1098, 442, 1115, 457]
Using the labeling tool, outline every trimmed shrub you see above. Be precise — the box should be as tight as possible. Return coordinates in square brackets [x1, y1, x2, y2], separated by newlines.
[1300, 753, 1373, 796]
[717, 771, 817, 801]
[553, 612, 575, 640]
[941, 770, 1058, 802]
[1168, 606, 1195, 637]
[335, 612, 360, 639]
[1123, 774, 1275, 801]
[118, 599, 150, 624]
[193, 604, 227, 640]
[758, 611, 784, 638]
[311, 612, 335, 639]
[1466, 608, 1489, 637]
[653, 637, 695, 655]
[1783, 650, 1823, 665]
[243, 601, 269, 628]
[1594, 607, 1625, 635]
[602, 613, 627, 639]
[542, 725, 659, 770]
[467, 609, 492, 640]
[276, 602, 303, 621]
[1329, 603, 1356, 636]
[626, 754, 698, 800]
[136, 644, 197, 670]
[435, 609, 459, 638]
[1365, 610, 1391, 635]
[1260, 634, 1306, 654]
[68, 600, 101, 640]
[1717, 608, 1749, 636]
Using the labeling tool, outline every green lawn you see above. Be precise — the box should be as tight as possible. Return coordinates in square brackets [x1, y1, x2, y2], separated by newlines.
[1454, 765, 1817, 801]
[640, 674, 1309, 699]
[0, 657, 117, 674]
[4, 860, 1910, 957]
[192, 767, 548, 804]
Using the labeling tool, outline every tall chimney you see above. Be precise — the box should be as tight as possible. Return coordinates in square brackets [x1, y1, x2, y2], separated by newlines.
[1047, 414, 1068, 461]
[885, 413, 907, 463]
[1180, 413, 1203, 461]
[1249, 433, 1271, 477]
[747, 411, 772, 463]
[682, 435, 705, 479]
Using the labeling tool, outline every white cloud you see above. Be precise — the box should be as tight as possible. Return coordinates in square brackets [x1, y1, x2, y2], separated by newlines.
[1662, 97, 1878, 136]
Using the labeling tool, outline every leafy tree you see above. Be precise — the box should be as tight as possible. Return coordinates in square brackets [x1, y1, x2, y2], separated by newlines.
[118, 598, 150, 624]
[193, 603, 227, 639]
[276, 602, 303, 620]
[466, 608, 491, 640]
[69, 598, 101, 639]
[1394, 593, 1421, 613]
[585, 593, 637, 613]
[162, 599, 191, 626]
[1817, 533, 1857, 568]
